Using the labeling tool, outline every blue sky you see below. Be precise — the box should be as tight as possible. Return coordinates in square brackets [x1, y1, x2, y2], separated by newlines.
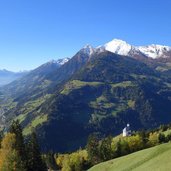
[0, 0, 171, 71]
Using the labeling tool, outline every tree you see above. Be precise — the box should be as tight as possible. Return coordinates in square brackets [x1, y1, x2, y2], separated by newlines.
[0, 131, 3, 148]
[56, 150, 89, 171]
[70, 152, 83, 171]
[166, 133, 171, 142]
[159, 124, 168, 132]
[86, 134, 100, 165]
[45, 151, 58, 170]
[138, 130, 148, 148]
[9, 120, 27, 167]
[120, 139, 130, 156]
[148, 132, 159, 147]
[158, 133, 166, 143]
[0, 133, 26, 171]
[115, 139, 122, 157]
[61, 155, 72, 171]
[26, 131, 47, 171]
[99, 136, 112, 161]
[127, 135, 143, 152]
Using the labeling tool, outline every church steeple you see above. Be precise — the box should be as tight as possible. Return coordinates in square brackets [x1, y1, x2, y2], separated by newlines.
[123, 123, 131, 137]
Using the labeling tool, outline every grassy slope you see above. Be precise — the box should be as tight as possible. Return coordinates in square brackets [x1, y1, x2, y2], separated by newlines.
[89, 142, 171, 171]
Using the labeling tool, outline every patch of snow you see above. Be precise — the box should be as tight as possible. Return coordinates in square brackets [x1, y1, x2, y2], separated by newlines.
[81, 45, 95, 56]
[49, 58, 70, 65]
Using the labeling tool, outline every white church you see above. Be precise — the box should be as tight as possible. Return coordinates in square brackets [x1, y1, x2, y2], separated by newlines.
[123, 123, 131, 137]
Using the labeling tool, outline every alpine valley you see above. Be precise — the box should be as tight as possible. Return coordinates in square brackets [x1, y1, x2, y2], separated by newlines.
[0, 69, 27, 86]
[1, 39, 171, 152]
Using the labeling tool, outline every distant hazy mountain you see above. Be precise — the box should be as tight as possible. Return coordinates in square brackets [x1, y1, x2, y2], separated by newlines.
[0, 69, 28, 86]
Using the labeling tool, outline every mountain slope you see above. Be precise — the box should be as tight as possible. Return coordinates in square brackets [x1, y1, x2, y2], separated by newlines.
[1, 58, 70, 98]
[1, 40, 171, 152]
[97, 39, 171, 76]
[25, 52, 171, 152]
[0, 51, 93, 129]
[89, 142, 171, 171]
[0, 58, 71, 126]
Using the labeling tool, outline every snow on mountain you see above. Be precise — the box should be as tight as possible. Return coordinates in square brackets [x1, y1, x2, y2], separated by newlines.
[55, 58, 70, 65]
[138, 45, 171, 59]
[49, 58, 70, 65]
[99, 39, 133, 56]
[95, 39, 171, 59]
[81, 45, 95, 56]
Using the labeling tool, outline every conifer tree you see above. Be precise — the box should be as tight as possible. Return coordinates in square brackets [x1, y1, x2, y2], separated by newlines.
[27, 131, 47, 171]
[86, 134, 100, 165]
[158, 133, 166, 143]
[9, 120, 27, 168]
[99, 136, 112, 161]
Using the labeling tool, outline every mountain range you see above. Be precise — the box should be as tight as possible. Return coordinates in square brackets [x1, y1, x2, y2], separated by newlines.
[1, 39, 171, 152]
[97, 39, 171, 59]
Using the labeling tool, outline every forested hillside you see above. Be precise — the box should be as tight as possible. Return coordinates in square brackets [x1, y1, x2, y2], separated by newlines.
[1, 50, 171, 152]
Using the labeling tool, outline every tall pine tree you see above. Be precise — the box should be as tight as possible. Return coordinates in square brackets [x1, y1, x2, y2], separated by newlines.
[86, 134, 100, 165]
[9, 120, 27, 169]
[26, 131, 47, 171]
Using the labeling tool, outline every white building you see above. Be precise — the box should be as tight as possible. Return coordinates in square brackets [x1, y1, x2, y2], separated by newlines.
[123, 124, 131, 137]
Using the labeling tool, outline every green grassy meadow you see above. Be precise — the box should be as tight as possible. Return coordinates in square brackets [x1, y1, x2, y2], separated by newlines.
[89, 142, 171, 171]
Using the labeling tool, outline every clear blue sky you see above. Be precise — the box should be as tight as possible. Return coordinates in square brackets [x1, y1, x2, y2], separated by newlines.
[0, 0, 171, 71]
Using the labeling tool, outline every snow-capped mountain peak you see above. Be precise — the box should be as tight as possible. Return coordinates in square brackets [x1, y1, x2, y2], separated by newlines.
[96, 39, 171, 59]
[138, 44, 171, 59]
[76, 39, 171, 59]
[98, 39, 134, 56]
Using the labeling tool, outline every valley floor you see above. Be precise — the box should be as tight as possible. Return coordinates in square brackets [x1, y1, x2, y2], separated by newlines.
[89, 142, 171, 171]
